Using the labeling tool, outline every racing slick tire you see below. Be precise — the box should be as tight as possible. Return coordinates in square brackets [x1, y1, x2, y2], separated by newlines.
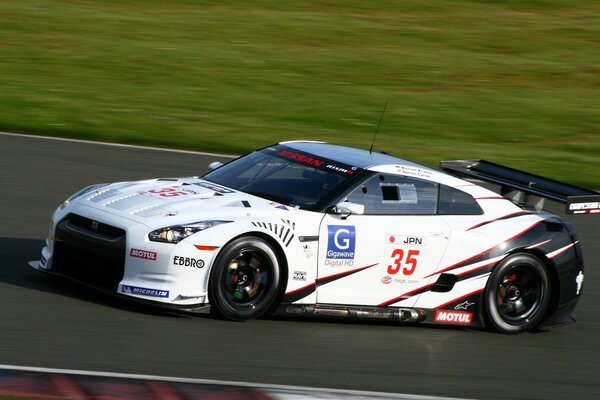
[485, 253, 551, 334]
[209, 236, 281, 321]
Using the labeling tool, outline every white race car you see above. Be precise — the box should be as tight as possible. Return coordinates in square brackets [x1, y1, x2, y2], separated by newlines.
[30, 141, 598, 333]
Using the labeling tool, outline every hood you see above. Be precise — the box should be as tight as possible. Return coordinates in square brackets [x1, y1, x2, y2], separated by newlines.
[72, 178, 287, 226]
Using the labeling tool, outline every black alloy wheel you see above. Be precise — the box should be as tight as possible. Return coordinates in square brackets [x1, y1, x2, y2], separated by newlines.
[209, 236, 281, 321]
[485, 253, 551, 334]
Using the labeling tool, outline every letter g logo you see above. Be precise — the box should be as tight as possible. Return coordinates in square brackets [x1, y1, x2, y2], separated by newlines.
[334, 229, 351, 249]
[327, 225, 356, 259]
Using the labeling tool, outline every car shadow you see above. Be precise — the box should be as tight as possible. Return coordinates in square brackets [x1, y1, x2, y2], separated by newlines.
[0, 237, 192, 318]
[1, 237, 545, 333]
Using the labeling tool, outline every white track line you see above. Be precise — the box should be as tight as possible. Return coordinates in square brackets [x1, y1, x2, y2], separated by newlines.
[0, 131, 238, 158]
[0, 364, 473, 400]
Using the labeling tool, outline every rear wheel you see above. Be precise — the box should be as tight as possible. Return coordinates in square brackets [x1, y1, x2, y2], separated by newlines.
[209, 236, 281, 321]
[485, 253, 551, 334]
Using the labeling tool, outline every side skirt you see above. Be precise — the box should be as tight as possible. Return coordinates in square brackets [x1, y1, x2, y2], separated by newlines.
[275, 303, 426, 323]
[275, 303, 483, 327]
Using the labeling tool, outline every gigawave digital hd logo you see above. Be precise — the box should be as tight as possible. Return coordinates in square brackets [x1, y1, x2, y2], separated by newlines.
[327, 225, 356, 259]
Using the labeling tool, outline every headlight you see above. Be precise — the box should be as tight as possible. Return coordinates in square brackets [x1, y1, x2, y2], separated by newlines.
[61, 183, 110, 209]
[148, 220, 231, 244]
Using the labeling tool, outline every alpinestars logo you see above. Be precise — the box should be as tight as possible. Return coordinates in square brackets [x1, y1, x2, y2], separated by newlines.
[454, 300, 475, 310]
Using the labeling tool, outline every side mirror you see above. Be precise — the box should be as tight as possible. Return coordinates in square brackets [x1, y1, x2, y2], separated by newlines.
[334, 201, 364, 217]
[208, 161, 224, 170]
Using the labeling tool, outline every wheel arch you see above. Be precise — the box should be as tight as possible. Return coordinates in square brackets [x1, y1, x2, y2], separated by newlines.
[484, 247, 559, 330]
[207, 230, 289, 312]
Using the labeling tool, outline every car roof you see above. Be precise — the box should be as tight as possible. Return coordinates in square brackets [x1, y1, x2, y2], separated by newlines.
[279, 140, 505, 205]
[280, 140, 437, 171]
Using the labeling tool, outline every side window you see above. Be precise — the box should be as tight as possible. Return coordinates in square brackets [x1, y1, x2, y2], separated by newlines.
[345, 174, 438, 215]
[438, 185, 483, 215]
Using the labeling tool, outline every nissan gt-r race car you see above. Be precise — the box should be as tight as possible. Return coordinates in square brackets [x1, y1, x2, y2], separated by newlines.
[29, 141, 599, 333]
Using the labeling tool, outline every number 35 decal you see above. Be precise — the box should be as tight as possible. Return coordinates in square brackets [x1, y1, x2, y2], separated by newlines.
[387, 249, 420, 275]
[148, 188, 188, 197]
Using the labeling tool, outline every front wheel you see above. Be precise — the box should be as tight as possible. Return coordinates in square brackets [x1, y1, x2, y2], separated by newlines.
[209, 236, 281, 321]
[485, 253, 551, 334]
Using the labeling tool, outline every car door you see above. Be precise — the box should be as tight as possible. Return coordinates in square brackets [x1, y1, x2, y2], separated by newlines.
[316, 172, 451, 307]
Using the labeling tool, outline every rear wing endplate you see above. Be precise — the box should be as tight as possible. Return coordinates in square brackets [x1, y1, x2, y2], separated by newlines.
[440, 159, 600, 215]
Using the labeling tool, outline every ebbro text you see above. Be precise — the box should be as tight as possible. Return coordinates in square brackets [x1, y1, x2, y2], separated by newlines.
[173, 256, 205, 268]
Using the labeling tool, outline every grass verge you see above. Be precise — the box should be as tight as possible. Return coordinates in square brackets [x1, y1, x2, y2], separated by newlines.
[0, 0, 598, 186]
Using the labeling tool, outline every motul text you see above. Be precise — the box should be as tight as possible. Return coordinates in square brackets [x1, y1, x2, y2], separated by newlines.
[130, 248, 157, 261]
[434, 310, 473, 325]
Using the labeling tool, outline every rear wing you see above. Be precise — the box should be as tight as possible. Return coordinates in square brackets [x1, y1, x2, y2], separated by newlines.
[440, 159, 600, 215]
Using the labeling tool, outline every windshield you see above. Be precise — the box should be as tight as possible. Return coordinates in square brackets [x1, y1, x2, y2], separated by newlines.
[202, 144, 364, 210]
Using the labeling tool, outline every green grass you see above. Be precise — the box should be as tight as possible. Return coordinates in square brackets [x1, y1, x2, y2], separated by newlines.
[0, 0, 598, 187]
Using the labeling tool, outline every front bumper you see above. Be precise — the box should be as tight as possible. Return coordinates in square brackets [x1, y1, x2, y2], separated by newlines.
[31, 212, 217, 309]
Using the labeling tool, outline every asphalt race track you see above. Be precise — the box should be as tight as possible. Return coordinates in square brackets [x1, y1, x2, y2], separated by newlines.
[0, 133, 598, 400]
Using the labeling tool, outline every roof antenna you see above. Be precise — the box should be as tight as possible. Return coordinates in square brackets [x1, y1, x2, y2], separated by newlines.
[370, 101, 388, 154]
